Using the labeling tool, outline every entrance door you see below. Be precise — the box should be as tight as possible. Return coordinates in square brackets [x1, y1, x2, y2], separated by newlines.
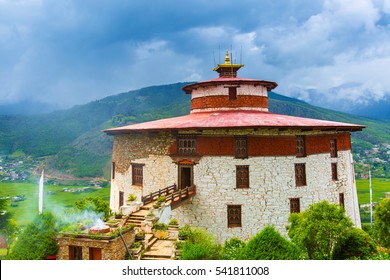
[179, 165, 193, 190]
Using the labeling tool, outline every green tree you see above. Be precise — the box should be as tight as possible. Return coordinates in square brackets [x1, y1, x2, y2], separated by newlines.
[8, 212, 58, 260]
[2, 219, 18, 256]
[74, 196, 111, 220]
[239, 226, 305, 260]
[373, 198, 390, 248]
[287, 201, 353, 260]
[332, 228, 377, 259]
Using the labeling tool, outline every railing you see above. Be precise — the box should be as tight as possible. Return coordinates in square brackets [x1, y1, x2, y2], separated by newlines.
[142, 184, 178, 205]
[168, 185, 196, 208]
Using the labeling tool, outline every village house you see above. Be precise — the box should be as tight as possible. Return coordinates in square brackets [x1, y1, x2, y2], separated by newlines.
[104, 52, 364, 242]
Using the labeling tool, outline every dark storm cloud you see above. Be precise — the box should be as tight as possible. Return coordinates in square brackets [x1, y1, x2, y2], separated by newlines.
[0, 0, 389, 109]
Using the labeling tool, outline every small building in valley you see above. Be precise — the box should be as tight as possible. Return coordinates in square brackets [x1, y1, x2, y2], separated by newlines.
[104, 52, 364, 242]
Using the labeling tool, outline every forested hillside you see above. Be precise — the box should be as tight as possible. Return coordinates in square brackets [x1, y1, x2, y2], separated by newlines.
[0, 82, 389, 178]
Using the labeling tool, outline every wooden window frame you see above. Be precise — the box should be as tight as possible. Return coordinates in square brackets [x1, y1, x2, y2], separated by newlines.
[177, 136, 197, 156]
[330, 139, 338, 158]
[296, 135, 306, 157]
[339, 193, 345, 208]
[132, 164, 144, 186]
[227, 205, 242, 228]
[331, 163, 338, 181]
[228, 87, 237, 100]
[295, 163, 307, 187]
[289, 198, 300, 213]
[236, 165, 249, 189]
[69, 245, 83, 260]
[234, 137, 248, 159]
[119, 191, 124, 208]
[112, 162, 115, 180]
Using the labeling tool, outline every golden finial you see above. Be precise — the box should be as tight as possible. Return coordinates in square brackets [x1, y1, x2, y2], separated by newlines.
[224, 50, 231, 64]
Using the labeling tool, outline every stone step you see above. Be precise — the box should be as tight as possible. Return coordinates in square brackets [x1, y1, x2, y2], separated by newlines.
[127, 217, 144, 222]
[147, 237, 158, 249]
[128, 215, 145, 220]
[142, 256, 172, 260]
[125, 220, 142, 226]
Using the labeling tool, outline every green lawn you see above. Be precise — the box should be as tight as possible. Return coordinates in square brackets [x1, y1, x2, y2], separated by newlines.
[356, 178, 390, 205]
[0, 182, 110, 227]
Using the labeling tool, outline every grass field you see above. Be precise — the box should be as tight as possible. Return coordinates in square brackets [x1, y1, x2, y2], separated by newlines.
[355, 178, 390, 205]
[1, 178, 389, 228]
[0, 182, 110, 227]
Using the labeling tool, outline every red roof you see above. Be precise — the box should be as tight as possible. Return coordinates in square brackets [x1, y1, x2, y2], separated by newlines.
[104, 110, 365, 134]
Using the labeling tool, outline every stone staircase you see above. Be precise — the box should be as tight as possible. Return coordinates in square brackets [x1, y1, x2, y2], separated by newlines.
[141, 239, 175, 260]
[122, 200, 177, 260]
[124, 205, 151, 227]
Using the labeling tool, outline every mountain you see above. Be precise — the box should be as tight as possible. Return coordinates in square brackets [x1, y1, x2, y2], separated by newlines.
[0, 82, 389, 179]
[0, 100, 60, 115]
[288, 86, 390, 120]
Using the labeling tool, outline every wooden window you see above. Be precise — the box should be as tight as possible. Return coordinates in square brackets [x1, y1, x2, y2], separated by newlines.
[296, 136, 306, 157]
[228, 87, 237, 100]
[235, 137, 248, 159]
[330, 139, 338, 158]
[132, 164, 143, 186]
[69, 246, 83, 260]
[119, 191, 124, 208]
[112, 162, 115, 180]
[177, 137, 197, 155]
[236, 165, 249, 189]
[331, 163, 338, 181]
[227, 205, 242, 227]
[295, 163, 307, 186]
[290, 198, 300, 213]
[89, 247, 102, 260]
[339, 193, 345, 208]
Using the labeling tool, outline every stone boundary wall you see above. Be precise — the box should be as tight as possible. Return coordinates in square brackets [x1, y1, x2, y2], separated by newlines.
[56, 230, 135, 260]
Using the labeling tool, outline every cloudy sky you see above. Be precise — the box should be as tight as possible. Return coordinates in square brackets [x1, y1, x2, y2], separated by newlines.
[1, 0, 390, 111]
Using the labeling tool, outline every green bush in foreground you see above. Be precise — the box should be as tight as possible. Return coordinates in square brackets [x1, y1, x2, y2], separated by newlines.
[8, 212, 58, 260]
[332, 228, 377, 260]
[373, 198, 390, 248]
[179, 226, 221, 260]
[239, 226, 306, 260]
[221, 237, 246, 260]
[288, 201, 353, 260]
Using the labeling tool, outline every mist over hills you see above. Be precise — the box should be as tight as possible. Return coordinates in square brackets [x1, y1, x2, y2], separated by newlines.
[0, 82, 389, 179]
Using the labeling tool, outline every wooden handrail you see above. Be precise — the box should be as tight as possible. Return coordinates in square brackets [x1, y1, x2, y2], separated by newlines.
[169, 185, 196, 207]
[142, 184, 177, 204]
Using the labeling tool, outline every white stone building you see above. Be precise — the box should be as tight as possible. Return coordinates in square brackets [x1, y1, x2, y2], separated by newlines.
[104, 52, 364, 242]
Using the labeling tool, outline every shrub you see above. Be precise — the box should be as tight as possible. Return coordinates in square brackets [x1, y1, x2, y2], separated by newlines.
[179, 226, 221, 260]
[127, 194, 137, 202]
[8, 212, 59, 260]
[239, 226, 305, 260]
[332, 228, 377, 259]
[153, 223, 168, 230]
[157, 196, 166, 203]
[74, 197, 111, 220]
[169, 218, 179, 226]
[373, 198, 390, 248]
[221, 238, 246, 260]
[178, 225, 191, 240]
[131, 242, 141, 249]
[287, 201, 353, 260]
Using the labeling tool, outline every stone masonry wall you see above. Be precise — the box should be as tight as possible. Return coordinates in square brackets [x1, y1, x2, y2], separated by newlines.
[110, 132, 176, 211]
[172, 150, 360, 242]
[110, 129, 360, 242]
